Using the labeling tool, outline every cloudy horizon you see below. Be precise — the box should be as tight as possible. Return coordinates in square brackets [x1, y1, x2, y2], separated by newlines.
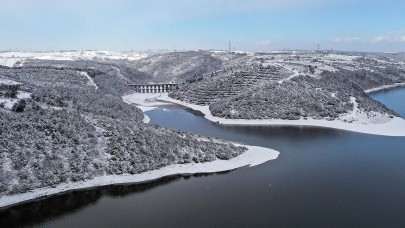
[1, 0, 404, 52]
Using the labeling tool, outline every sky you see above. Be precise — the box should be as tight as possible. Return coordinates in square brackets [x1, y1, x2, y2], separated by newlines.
[0, 0, 404, 52]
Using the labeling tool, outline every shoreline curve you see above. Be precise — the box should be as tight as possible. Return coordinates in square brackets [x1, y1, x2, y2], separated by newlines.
[154, 94, 405, 137]
[0, 145, 279, 209]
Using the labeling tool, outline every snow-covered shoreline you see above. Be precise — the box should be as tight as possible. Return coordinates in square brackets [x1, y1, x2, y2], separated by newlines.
[123, 94, 161, 123]
[364, 83, 405, 94]
[0, 145, 279, 209]
[158, 94, 405, 137]
[123, 93, 405, 137]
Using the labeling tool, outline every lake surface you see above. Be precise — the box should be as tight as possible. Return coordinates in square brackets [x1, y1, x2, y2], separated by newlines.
[1, 88, 405, 227]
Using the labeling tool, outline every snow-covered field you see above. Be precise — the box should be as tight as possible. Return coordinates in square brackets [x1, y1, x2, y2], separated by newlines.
[0, 51, 148, 67]
[0, 145, 279, 208]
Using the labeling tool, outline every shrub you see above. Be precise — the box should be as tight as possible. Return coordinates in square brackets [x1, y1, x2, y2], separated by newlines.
[12, 99, 27, 112]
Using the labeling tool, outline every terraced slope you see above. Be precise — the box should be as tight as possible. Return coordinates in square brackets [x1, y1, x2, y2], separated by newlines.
[171, 65, 292, 105]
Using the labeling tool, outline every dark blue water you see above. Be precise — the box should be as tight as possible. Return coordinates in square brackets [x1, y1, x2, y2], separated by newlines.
[1, 88, 405, 228]
[369, 86, 405, 117]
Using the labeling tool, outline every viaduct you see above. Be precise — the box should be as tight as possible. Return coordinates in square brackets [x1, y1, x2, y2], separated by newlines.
[128, 83, 179, 93]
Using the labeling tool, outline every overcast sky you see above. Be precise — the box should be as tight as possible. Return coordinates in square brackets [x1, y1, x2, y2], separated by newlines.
[1, 0, 404, 52]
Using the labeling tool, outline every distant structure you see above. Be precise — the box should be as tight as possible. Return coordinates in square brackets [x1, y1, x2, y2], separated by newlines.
[229, 40, 231, 52]
[317, 44, 320, 51]
[127, 83, 179, 93]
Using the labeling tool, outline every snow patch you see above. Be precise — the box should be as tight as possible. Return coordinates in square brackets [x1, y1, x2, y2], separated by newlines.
[0, 78, 22, 85]
[136, 106, 158, 112]
[364, 83, 405, 93]
[143, 114, 151, 123]
[80, 72, 98, 90]
[230, 109, 238, 115]
[122, 94, 166, 124]
[0, 57, 23, 67]
[0, 91, 31, 109]
[274, 63, 300, 83]
[122, 93, 170, 107]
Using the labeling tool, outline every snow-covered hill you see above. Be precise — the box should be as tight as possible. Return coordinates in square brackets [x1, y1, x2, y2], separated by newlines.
[130, 51, 225, 83]
[0, 61, 249, 205]
[0, 51, 147, 68]
[170, 51, 405, 125]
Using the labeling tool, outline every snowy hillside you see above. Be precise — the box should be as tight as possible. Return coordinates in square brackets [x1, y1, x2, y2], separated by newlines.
[131, 51, 225, 83]
[0, 61, 246, 199]
[170, 51, 405, 123]
[0, 51, 148, 68]
[2, 50, 405, 202]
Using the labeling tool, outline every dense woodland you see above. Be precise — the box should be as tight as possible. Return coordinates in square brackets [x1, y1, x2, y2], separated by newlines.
[0, 61, 246, 196]
[209, 74, 398, 120]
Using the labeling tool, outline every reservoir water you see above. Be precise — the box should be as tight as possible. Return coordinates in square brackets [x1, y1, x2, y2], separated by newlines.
[1, 88, 405, 227]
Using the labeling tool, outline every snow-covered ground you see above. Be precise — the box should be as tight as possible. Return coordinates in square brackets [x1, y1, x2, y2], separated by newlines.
[0, 57, 23, 67]
[325, 53, 359, 61]
[123, 93, 167, 123]
[0, 145, 279, 208]
[80, 71, 98, 90]
[0, 78, 21, 85]
[142, 115, 151, 123]
[277, 65, 300, 84]
[123, 93, 169, 107]
[0, 51, 148, 67]
[121, 93, 405, 137]
[0, 91, 31, 109]
[364, 83, 405, 93]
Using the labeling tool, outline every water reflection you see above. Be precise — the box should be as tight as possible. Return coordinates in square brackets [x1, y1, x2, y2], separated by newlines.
[0, 172, 232, 228]
[148, 105, 353, 152]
